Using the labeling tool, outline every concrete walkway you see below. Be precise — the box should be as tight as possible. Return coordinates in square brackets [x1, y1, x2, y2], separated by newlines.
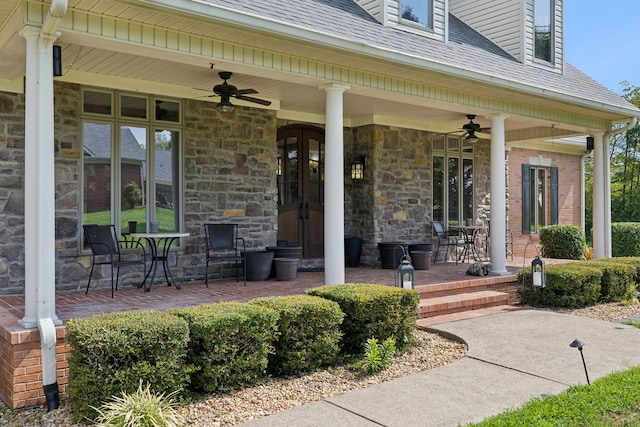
[241, 310, 640, 427]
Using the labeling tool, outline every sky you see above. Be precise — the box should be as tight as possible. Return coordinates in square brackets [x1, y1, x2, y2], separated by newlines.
[565, 0, 639, 95]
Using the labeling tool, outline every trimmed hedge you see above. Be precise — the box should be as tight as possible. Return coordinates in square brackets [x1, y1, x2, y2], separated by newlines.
[583, 260, 636, 303]
[612, 223, 640, 257]
[518, 264, 602, 308]
[539, 225, 586, 260]
[65, 310, 191, 422]
[307, 284, 419, 355]
[168, 302, 278, 393]
[250, 295, 344, 376]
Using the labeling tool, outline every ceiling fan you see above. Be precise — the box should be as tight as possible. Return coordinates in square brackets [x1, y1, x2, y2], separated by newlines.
[208, 71, 272, 113]
[461, 114, 490, 142]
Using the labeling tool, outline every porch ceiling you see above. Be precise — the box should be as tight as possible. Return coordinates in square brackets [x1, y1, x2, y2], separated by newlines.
[0, 0, 635, 142]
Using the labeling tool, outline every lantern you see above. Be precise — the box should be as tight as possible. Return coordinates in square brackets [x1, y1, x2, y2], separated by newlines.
[531, 255, 546, 288]
[397, 254, 415, 289]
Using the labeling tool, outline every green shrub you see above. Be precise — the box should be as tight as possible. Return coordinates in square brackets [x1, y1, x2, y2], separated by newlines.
[518, 264, 602, 308]
[362, 337, 396, 374]
[583, 260, 636, 303]
[122, 182, 143, 210]
[66, 310, 191, 422]
[307, 284, 419, 355]
[250, 295, 343, 376]
[612, 222, 640, 257]
[168, 302, 278, 393]
[539, 225, 586, 260]
[93, 380, 185, 427]
[601, 256, 640, 284]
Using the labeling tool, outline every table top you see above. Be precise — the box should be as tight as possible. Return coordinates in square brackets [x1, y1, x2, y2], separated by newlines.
[130, 232, 190, 239]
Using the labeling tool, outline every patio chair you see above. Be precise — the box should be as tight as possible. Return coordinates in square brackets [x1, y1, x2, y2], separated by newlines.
[83, 224, 147, 298]
[432, 221, 462, 264]
[204, 223, 247, 287]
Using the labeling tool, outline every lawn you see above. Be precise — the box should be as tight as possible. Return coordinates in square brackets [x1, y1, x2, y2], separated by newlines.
[84, 207, 176, 232]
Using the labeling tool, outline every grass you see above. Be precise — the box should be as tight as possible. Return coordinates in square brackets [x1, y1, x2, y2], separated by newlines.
[84, 207, 176, 232]
[466, 366, 640, 426]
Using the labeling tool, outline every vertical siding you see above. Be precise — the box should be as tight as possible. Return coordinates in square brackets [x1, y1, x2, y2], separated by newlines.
[450, 0, 524, 61]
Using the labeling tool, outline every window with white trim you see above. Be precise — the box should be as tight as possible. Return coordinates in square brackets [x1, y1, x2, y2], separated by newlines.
[522, 164, 558, 233]
[81, 89, 182, 241]
[534, 0, 554, 62]
[400, 0, 432, 29]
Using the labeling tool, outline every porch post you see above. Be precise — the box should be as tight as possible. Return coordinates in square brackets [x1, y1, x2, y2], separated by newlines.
[488, 113, 509, 275]
[19, 27, 60, 328]
[591, 132, 606, 259]
[320, 83, 350, 285]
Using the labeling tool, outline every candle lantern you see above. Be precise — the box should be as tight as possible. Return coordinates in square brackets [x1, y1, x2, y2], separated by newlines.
[397, 253, 415, 289]
[531, 255, 546, 288]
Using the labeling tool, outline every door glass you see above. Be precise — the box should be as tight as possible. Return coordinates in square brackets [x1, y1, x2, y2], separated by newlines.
[83, 122, 113, 232]
[154, 129, 179, 232]
[120, 126, 147, 233]
[308, 138, 322, 204]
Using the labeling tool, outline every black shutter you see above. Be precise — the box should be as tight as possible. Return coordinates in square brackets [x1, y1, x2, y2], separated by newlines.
[522, 164, 531, 234]
[551, 166, 558, 224]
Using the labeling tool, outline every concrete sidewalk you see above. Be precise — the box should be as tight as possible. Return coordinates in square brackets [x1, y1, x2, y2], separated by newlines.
[241, 310, 640, 427]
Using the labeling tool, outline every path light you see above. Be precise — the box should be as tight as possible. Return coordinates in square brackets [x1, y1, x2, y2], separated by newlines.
[570, 339, 590, 385]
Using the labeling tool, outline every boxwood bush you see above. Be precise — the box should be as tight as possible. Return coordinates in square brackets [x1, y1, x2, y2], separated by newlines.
[518, 263, 602, 308]
[539, 225, 586, 260]
[612, 222, 640, 257]
[307, 284, 419, 355]
[250, 295, 344, 376]
[168, 302, 278, 393]
[65, 310, 191, 422]
[583, 260, 636, 303]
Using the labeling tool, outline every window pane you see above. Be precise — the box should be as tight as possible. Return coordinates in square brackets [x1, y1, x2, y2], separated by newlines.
[83, 122, 113, 233]
[462, 159, 474, 223]
[308, 138, 321, 204]
[432, 156, 444, 222]
[155, 99, 180, 122]
[401, 0, 431, 27]
[83, 91, 112, 115]
[121, 95, 147, 119]
[448, 158, 459, 226]
[537, 168, 546, 229]
[534, 0, 553, 61]
[121, 126, 147, 233]
[432, 134, 445, 152]
[154, 129, 179, 232]
[447, 135, 459, 153]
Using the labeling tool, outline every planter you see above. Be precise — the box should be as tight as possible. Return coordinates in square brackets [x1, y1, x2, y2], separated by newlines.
[410, 251, 432, 270]
[128, 221, 137, 233]
[408, 243, 433, 253]
[245, 250, 275, 281]
[378, 242, 408, 269]
[344, 237, 362, 267]
[266, 245, 303, 277]
[274, 258, 299, 281]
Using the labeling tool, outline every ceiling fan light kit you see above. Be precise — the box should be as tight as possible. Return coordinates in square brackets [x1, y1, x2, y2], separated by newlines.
[210, 71, 271, 113]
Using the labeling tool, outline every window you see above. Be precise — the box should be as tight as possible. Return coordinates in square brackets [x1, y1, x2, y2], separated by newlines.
[400, 0, 432, 28]
[534, 0, 554, 62]
[81, 89, 182, 241]
[432, 135, 474, 226]
[522, 164, 558, 233]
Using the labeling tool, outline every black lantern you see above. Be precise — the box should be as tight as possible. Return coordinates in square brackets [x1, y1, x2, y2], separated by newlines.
[396, 253, 415, 289]
[531, 255, 546, 288]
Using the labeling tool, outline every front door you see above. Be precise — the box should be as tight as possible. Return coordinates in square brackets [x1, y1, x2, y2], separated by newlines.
[277, 125, 324, 258]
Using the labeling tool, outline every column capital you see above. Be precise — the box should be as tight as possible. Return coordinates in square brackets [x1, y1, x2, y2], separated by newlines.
[319, 83, 350, 93]
[19, 26, 41, 40]
[487, 113, 509, 121]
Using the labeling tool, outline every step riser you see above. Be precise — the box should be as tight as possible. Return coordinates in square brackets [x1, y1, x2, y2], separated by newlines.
[419, 296, 509, 318]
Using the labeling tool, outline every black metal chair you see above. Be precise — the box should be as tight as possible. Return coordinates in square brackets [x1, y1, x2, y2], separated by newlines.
[83, 224, 147, 298]
[204, 223, 247, 287]
[432, 221, 462, 264]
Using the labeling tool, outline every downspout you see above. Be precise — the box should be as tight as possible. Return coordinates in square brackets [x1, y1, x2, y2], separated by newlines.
[602, 117, 638, 257]
[38, 0, 68, 412]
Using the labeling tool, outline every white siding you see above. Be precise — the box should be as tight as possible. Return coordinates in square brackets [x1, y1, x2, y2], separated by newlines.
[524, 0, 563, 74]
[354, 0, 385, 24]
[450, 0, 524, 61]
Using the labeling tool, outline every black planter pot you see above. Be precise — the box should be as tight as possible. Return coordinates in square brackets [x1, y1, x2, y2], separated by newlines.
[245, 251, 275, 281]
[378, 242, 408, 269]
[344, 237, 362, 267]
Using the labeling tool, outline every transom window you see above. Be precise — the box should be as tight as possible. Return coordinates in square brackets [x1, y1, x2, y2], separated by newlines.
[81, 89, 182, 243]
[400, 0, 432, 28]
[534, 0, 554, 62]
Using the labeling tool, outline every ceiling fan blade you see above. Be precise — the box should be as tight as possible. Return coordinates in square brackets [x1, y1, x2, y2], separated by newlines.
[234, 88, 259, 95]
[235, 95, 272, 106]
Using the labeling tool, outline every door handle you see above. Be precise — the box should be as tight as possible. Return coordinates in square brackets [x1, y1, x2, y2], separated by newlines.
[305, 202, 309, 219]
[299, 202, 304, 220]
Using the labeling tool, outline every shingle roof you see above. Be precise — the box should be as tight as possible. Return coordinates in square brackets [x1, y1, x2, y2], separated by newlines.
[201, 0, 638, 112]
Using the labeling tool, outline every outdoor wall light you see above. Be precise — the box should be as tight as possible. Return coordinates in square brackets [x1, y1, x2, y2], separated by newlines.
[351, 156, 366, 180]
[53, 45, 62, 77]
[570, 338, 590, 385]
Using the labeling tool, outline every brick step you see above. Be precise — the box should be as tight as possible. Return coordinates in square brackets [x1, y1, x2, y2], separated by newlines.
[418, 290, 510, 318]
[414, 273, 517, 299]
[416, 305, 522, 328]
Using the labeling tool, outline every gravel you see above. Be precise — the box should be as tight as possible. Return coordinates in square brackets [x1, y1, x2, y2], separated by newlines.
[3, 302, 640, 426]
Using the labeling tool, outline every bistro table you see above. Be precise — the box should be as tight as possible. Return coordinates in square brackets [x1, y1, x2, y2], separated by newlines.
[130, 232, 190, 291]
[448, 225, 487, 262]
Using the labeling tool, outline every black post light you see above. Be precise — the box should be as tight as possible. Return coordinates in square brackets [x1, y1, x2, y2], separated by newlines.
[569, 338, 590, 385]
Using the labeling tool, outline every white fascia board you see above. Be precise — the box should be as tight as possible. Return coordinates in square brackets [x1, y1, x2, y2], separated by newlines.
[137, 0, 640, 119]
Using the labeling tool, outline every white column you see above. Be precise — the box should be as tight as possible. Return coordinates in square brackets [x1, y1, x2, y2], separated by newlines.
[19, 27, 60, 328]
[603, 133, 612, 258]
[488, 114, 509, 275]
[591, 132, 606, 259]
[320, 83, 350, 285]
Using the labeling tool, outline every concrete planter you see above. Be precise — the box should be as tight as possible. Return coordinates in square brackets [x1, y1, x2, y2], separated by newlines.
[274, 258, 299, 281]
